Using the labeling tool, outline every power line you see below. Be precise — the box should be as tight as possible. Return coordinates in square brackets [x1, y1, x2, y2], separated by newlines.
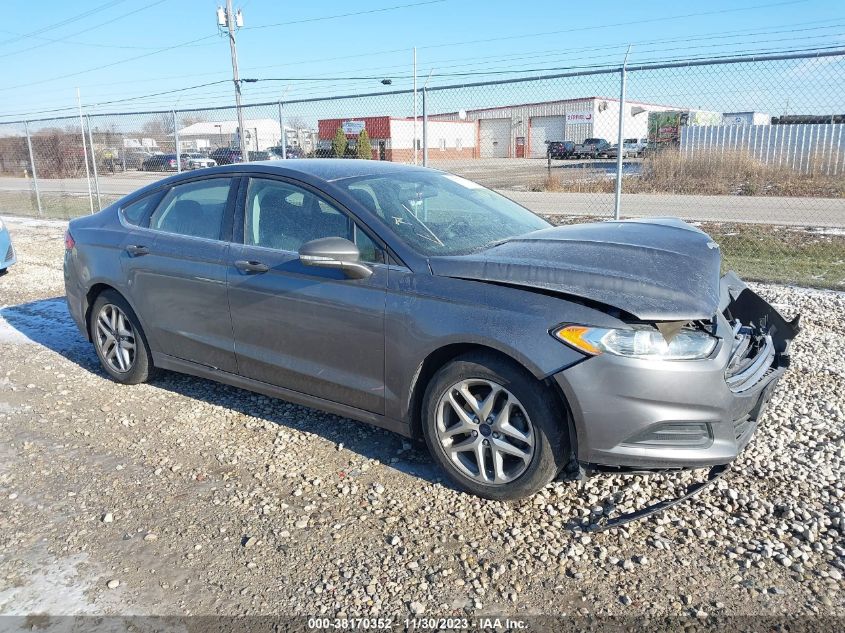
[414, 0, 813, 52]
[5, 44, 841, 121]
[0, 0, 175, 59]
[44, 22, 845, 110]
[0, 33, 221, 92]
[242, 0, 447, 30]
[0, 0, 131, 47]
[45, 37, 845, 115]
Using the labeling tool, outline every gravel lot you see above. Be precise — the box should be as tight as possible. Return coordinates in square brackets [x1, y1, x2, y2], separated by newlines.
[0, 216, 843, 620]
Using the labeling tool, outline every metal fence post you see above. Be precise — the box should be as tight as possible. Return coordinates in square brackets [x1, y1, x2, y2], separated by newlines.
[422, 87, 428, 167]
[613, 46, 631, 221]
[86, 115, 102, 211]
[173, 111, 181, 174]
[23, 121, 43, 216]
[277, 101, 287, 159]
[77, 89, 94, 215]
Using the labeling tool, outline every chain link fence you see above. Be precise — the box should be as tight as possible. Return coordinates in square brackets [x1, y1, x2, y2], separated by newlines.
[1, 50, 843, 288]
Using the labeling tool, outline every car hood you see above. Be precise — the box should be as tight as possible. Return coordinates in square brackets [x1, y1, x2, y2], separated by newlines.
[428, 217, 722, 321]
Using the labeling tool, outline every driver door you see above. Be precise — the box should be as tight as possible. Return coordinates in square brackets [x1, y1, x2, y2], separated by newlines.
[227, 176, 388, 414]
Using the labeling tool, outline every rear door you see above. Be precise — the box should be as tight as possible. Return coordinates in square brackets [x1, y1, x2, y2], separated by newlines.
[124, 176, 239, 373]
[227, 176, 388, 414]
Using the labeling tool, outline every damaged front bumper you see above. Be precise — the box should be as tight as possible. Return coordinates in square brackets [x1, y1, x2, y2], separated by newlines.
[555, 271, 800, 471]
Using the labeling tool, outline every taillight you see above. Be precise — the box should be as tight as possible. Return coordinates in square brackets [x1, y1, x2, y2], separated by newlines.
[64, 230, 75, 250]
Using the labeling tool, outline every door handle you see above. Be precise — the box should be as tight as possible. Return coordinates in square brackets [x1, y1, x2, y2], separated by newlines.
[126, 244, 150, 257]
[235, 259, 269, 274]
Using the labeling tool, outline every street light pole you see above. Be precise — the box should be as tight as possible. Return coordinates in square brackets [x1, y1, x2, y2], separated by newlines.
[223, 0, 247, 162]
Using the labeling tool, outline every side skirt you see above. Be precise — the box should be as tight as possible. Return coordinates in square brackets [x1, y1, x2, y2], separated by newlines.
[151, 352, 412, 438]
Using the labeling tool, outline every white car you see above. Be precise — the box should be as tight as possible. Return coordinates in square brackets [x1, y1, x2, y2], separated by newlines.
[182, 153, 217, 170]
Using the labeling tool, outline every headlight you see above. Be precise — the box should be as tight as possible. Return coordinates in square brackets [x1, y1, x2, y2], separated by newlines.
[553, 325, 717, 360]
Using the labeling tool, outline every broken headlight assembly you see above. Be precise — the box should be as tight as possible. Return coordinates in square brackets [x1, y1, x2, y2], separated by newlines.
[552, 324, 718, 360]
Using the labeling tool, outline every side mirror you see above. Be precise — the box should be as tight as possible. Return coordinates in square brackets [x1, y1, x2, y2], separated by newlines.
[298, 237, 372, 280]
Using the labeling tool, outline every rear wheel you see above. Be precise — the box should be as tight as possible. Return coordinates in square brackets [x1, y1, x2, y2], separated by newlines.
[89, 290, 157, 385]
[422, 353, 569, 501]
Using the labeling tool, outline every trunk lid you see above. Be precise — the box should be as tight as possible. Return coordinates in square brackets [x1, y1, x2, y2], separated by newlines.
[429, 217, 722, 321]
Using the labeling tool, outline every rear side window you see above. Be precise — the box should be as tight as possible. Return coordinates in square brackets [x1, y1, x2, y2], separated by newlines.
[149, 178, 233, 240]
[121, 194, 160, 227]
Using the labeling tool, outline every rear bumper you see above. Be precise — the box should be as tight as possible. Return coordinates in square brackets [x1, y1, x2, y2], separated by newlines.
[554, 272, 798, 470]
[63, 250, 88, 338]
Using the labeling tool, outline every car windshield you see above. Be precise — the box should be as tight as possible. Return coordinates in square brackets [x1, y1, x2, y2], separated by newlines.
[338, 171, 550, 256]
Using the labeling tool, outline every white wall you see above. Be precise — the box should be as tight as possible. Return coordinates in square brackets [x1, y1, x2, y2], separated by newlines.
[390, 119, 475, 150]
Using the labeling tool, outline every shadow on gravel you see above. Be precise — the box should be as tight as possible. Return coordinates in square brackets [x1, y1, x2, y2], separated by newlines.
[0, 296, 447, 489]
[0, 296, 99, 368]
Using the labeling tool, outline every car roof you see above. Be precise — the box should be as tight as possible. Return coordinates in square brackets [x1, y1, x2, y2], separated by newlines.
[122, 159, 441, 203]
[209, 159, 433, 183]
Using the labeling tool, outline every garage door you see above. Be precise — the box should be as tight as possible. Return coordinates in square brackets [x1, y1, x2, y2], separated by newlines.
[529, 116, 566, 157]
[479, 118, 511, 158]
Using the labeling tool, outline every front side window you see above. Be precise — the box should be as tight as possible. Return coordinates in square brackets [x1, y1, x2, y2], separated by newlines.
[245, 178, 382, 263]
[341, 172, 550, 256]
[149, 178, 232, 240]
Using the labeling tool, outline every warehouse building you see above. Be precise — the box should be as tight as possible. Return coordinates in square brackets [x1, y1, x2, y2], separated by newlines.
[177, 118, 317, 153]
[317, 116, 476, 160]
[436, 96, 677, 158]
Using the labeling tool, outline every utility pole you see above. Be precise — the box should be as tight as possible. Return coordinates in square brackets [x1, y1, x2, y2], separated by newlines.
[220, 1, 247, 161]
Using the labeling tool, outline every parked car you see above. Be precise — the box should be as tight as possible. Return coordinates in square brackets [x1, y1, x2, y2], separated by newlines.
[605, 141, 640, 159]
[248, 151, 271, 161]
[546, 141, 575, 159]
[123, 151, 156, 170]
[141, 153, 182, 172]
[181, 153, 217, 170]
[625, 137, 649, 157]
[574, 137, 611, 158]
[268, 145, 306, 159]
[64, 160, 798, 501]
[0, 217, 15, 275]
[208, 148, 243, 165]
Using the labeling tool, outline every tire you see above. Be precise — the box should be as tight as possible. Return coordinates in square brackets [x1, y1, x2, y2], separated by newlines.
[0, 268, 7, 277]
[89, 289, 157, 385]
[422, 352, 569, 501]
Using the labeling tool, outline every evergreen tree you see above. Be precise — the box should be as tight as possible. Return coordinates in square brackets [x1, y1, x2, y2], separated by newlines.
[357, 129, 372, 159]
[332, 127, 348, 158]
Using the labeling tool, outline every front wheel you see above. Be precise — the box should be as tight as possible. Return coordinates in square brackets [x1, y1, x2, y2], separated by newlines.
[422, 353, 569, 501]
[89, 290, 157, 385]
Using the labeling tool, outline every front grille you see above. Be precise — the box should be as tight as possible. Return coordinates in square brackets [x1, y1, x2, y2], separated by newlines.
[725, 319, 776, 393]
[4, 243, 12, 263]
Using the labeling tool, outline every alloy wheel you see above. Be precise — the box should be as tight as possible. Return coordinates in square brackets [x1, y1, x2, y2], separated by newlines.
[95, 304, 136, 373]
[435, 379, 535, 485]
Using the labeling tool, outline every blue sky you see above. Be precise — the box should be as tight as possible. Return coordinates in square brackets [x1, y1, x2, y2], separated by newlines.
[2, 0, 844, 121]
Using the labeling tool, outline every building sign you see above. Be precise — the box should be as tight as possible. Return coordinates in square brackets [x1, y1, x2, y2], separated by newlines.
[566, 112, 593, 122]
[342, 120, 365, 135]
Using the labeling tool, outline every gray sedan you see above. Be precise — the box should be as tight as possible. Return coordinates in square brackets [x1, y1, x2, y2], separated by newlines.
[63, 160, 798, 501]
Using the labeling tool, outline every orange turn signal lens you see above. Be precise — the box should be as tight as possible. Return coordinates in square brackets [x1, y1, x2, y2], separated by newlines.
[552, 325, 604, 355]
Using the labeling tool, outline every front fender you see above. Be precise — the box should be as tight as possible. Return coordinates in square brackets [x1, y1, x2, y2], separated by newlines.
[384, 270, 627, 423]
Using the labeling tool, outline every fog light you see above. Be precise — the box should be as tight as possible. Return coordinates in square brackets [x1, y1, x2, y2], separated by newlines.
[623, 422, 713, 448]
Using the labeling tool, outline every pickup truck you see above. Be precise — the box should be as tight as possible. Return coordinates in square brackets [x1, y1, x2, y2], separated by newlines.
[573, 137, 611, 158]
